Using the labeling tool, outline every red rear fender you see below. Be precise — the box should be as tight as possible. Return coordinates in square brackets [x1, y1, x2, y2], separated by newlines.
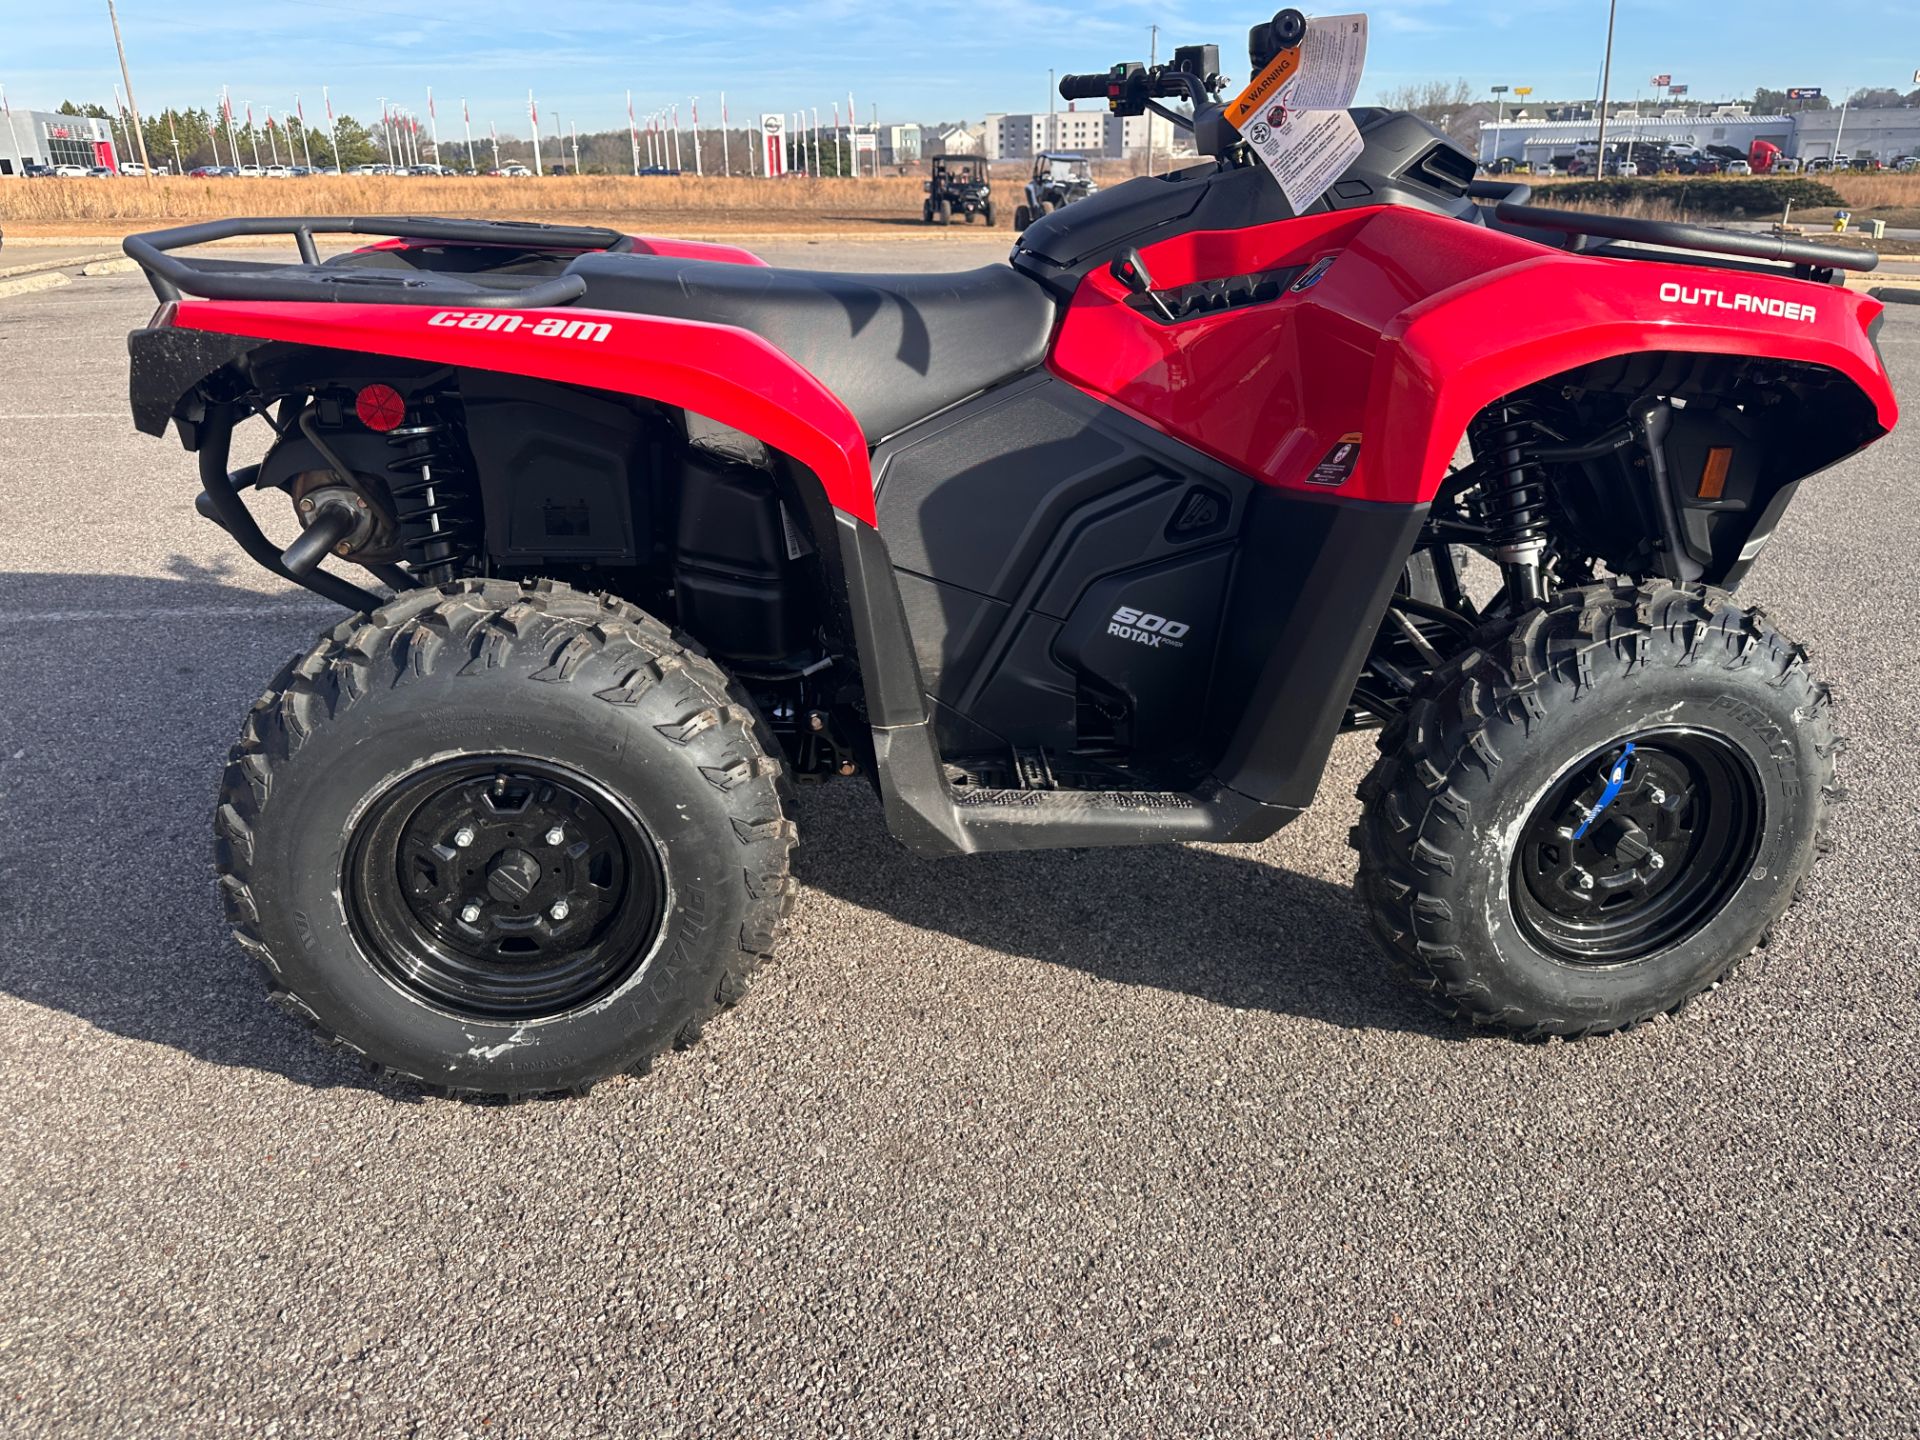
[170, 298, 875, 523]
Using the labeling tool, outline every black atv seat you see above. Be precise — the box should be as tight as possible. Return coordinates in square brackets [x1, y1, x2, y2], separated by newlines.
[562, 253, 1058, 442]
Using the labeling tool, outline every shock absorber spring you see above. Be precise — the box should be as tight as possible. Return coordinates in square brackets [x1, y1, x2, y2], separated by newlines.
[1475, 407, 1552, 607]
[383, 407, 479, 584]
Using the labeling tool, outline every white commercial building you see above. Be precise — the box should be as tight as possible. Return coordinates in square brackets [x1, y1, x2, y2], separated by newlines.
[981, 109, 1175, 160]
[1477, 107, 1920, 167]
[0, 110, 118, 175]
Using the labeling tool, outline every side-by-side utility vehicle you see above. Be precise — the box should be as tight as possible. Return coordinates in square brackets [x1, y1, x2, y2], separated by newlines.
[123, 9, 1897, 1098]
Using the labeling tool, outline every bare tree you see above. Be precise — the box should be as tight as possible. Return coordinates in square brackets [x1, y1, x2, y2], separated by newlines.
[1376, 78, 1476, 123]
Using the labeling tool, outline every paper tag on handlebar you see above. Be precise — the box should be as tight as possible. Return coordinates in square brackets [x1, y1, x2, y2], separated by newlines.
[1227, 13, 1369, 212]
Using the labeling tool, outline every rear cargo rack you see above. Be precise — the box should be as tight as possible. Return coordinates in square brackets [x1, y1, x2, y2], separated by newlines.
[125, 215, 625, 308]
[1493, 201, 1879, 278]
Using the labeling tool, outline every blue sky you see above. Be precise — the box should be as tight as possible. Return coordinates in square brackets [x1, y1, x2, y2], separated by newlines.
[6, 0, 1915, 136]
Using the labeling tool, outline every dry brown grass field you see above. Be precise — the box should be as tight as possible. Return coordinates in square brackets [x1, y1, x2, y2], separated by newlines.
[0, 174, 968, 240]
[3, 168, 1915, 241]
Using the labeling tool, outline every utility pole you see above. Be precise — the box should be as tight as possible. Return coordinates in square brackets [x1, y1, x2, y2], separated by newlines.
[1594, 0, 1617, 173]
[1832, 87, 1852, 166]
[1490, 84, 1509, 168]
[1146, 24, 1159, 175]
[107, 0, 154, 176]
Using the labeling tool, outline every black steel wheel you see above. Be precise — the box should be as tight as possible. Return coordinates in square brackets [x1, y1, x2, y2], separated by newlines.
[216, 579, 795, 1099]
[1354, 582, 1840, 1039]
[345, 758, 667, 1021]
[1510, 730, 1764, 966]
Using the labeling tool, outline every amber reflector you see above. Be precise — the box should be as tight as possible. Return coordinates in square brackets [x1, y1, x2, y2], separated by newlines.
[1698, 446, 1734, 501]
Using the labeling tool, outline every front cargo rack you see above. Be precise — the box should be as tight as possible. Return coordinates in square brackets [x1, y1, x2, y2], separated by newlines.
[124, 215, 626, 308]
[1492, 200, 1879, 280]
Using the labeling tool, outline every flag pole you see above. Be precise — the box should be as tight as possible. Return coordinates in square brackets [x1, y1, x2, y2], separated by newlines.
[107, 0, 155, 178]
[462, 97, 473, 172]
[427, 88, 440, 166]
[721, 92, 730, 177]
[627, 91, 638, 175]
[324, 87, 339, 171]
[691, 97, 703, 176]
[529, 91, 543, 175]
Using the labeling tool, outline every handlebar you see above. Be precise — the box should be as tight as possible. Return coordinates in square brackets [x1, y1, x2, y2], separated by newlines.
[1059, 73, 1112, 102]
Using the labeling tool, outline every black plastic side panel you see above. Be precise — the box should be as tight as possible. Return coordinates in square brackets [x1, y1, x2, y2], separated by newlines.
[1209, 490, 1427, 808]
[871, 373, 1255, 764]
[461, 373, 646, 563]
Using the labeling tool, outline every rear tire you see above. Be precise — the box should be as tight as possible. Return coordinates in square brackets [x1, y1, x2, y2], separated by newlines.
[215, 579, 796, 1099]
[1014, 204, 1031, 231]
[1353, 581, 1840, 1038]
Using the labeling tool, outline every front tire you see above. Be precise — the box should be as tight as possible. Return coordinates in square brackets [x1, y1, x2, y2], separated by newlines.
[936, 200, 952, 226]
[1353, 582, 1839, 1038]
[215, 579, 796, 1099]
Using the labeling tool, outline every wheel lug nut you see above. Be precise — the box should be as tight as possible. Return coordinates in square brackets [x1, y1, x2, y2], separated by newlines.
[460, 901, 482, 924]
[1647, 852, 1665, 871]
[1577, 872, 1596, 891]
[548, 900, 571, 921]
[453, 826, 476, 849]
[545, 826, 565, 846]
[1648, 786, 1667, 805]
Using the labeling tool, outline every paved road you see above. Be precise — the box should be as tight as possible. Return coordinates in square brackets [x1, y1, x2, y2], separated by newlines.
[1, 244, 1917, 1438]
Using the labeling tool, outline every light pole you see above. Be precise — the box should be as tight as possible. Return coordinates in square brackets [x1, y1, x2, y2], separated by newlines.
[1594, 0, 1618, 173]
[1490, 84, 1509, 169]
[107, 0, 154, 177]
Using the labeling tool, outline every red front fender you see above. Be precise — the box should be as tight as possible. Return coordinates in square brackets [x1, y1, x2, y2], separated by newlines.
[1371, 253, 1898, 503]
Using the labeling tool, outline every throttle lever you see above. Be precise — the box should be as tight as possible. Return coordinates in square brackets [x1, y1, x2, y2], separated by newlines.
[1110, 248, 1178, 323]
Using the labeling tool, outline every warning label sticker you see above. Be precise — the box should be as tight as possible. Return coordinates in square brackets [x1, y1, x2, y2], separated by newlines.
[1228, 13, 1369, 214]
[1307, 433, 1364, 487]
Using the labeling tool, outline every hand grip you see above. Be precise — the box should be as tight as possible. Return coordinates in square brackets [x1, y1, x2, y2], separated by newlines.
[1059, 73, 1112, 102]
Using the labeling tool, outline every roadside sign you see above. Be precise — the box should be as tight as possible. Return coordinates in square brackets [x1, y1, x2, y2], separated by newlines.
[1668, 84, 1689, 96]
[1786, 87, 1823, 100]
[1513, 86, 1534, 96]
[1651, 73, 1671, 87]
[760, 113, 785, 177]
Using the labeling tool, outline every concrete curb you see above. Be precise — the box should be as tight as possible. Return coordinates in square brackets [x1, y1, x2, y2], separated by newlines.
[0, 271, 73, 300]
[0, 251, 116, 280]
[79, 257, 140, 277]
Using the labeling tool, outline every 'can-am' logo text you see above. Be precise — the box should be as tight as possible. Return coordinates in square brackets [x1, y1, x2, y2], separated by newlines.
[1658, 282, 1817, 324]
[427, 311, 612, 343]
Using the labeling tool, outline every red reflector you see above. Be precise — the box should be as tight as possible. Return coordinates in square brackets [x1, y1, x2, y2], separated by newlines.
[356, 383, 406, 432]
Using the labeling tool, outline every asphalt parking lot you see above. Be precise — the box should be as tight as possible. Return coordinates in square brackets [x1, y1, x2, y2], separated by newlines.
[1, 240, 1916, 1438]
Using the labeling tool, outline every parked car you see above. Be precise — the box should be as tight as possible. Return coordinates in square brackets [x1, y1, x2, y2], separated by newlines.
[263, 164, 291, 178]
[51, 164, 88, 177]
[1725, 159, 1752, 176]
[22, 163, 56, 178]
[500, 163, 533, 177]
[237, 164, 263, 177]
[119, 161, 150, 177]
[86, 165, 117, 178]
[1773, 156, 1803, 174]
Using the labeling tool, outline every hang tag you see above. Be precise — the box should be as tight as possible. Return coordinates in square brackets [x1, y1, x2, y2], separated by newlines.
[1227, 14, 1370, 213]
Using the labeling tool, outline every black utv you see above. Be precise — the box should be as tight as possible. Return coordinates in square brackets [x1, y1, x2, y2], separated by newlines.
[923, 154, 994, 226]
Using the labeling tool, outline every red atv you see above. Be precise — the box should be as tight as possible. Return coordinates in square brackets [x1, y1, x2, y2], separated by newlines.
[124, 13, 1897, 1099]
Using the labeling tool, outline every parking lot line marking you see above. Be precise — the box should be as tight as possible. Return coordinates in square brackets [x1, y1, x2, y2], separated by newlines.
[0, 605, 328, 625]
[5, 412, 127, 420]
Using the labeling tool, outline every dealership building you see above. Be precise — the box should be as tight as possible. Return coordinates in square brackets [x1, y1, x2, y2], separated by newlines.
[1477, 106, 1920, 167]
[0, 110, 119, 174]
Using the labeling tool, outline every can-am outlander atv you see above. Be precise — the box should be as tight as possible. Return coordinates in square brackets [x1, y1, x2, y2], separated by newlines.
[124, 11, 1897, 1099]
